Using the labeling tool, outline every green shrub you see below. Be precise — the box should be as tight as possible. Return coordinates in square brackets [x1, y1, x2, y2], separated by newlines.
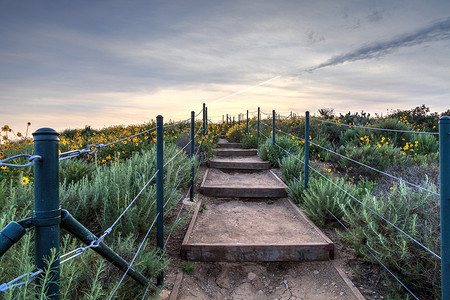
[337, 144, 410, 180]
[301, 176, 357, 227]
[280, 154, 304, 184]
[339, 181, 440, 298]
[310, 134, 334, 161]
[413, 133, 439, 155]
[372, 118, 414, 148]
[60, 158, 96, 185]
[182, 262, 195, 274]
[257, 136, 300, 167]
[286, 176, 304, 203]
[225, 123, 246, 143]
[241, 133, 257, 149]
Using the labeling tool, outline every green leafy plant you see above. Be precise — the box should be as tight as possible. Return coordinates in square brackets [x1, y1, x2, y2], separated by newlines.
[258, 136, 300, 167]
[182, 262, 195, 274]
[241, 133, 257, 149]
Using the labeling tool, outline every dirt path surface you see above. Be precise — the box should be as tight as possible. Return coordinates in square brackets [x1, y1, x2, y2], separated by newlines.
[177, 260, 359, 300]
[188, 198, 325, 244]
[204, 169, 285, 188]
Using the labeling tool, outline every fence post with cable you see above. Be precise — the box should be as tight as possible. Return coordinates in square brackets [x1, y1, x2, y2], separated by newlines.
[190, 111, 195, 202]
[272, 110, 276, 146]
[441, 116, 450, 299]
[257, 107, 260, 149]
[304, 111, 310, 189]
[156, 115, 164, 287]
[246, 110, 249, 134]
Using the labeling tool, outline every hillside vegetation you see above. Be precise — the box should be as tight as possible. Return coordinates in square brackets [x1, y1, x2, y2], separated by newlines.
[0, 119, 219, 299]
[224, 105, 447, 299]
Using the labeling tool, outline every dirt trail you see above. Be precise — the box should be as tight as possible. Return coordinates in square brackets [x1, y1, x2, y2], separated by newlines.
[156, 140, 369, 300]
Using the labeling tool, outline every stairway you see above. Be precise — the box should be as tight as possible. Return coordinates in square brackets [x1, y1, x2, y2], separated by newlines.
[181, 138, 334, 262]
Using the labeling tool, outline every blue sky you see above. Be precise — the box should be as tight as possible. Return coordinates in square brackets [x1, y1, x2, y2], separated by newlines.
[1, 0, 449, 132]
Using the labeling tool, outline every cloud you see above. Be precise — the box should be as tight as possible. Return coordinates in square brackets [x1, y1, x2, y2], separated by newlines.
[307, 17, 450, 72]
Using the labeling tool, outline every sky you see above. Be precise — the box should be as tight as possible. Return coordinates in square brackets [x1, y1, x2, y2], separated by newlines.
[1, 0, 449, 133]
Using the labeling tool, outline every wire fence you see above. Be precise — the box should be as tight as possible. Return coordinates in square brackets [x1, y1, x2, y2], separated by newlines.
[249, 107, 444, 298]
[311, 118, 439, 135]
[0, 107, 210, 298]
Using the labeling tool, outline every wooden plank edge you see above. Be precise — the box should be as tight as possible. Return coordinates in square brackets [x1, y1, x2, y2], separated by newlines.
[286, 198, 334, 246]
[200, 187, 287, 198]
[180, 199, 203, 253]
[332, 261, 366, 300]
[199, 169, 209, 193]
[183, 243, 333, 262]
[168, 270, 184, 300]
[269, 169, 288, 188]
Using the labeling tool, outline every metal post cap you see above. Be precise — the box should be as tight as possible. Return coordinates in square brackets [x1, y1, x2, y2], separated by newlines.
[33, 127, 60, 141]
[440, 116, 450, 123]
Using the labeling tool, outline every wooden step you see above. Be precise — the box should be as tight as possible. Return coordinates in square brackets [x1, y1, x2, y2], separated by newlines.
[217, 142, 242, 149]
[208, 156, 270, 170]
[181, 199, 334, 262]
[199, 169, 287, 198]
[216, 149, 257, 157]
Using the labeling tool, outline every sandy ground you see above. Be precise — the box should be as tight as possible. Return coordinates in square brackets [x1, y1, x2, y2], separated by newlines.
[188, 198, 325, 244]
[176, 260, 360, 300]
[210, 156, 266, 163]
[204, 169, 284, 188]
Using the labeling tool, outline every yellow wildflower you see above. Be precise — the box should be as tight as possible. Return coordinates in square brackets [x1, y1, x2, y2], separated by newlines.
[22, 177, 30, 185]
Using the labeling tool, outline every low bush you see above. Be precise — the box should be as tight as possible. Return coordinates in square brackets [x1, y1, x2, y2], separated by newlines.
[339, 181, 440, 298]
[280, 154, 304, 184]
[60, 158, 96, 185]
[241, 133, 257, 149]
[337, 144, 410, 180]
[301, 176, 357, 227]
[258, 136, 301, 167]
[225, 124, 246, 143]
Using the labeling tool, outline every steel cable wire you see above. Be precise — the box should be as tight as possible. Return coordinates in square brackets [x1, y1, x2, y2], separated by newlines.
[306, 161, 441, 260]
[274, 141, 440, 260]
[94, 170, 159, 245]
[163, 186, 192, 249]
[311, 118, 438, 135]
[108, 212, 160, 299]
[308, 140, 439, 196]
[0, 154, 41, 168]
[0, 270, 43, 293]
[59, 125, 158, 160]
[273, 127, 438, 196]
[326, 208, 420, 300]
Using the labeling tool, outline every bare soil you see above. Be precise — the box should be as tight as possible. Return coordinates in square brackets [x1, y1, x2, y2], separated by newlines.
[210, 156, 266, 163]
[188, 198, 325, 245]
[204, 169, 284, 188]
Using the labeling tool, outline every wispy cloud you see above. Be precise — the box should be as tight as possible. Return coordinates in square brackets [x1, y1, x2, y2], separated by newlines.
[306, 17, 450, 72]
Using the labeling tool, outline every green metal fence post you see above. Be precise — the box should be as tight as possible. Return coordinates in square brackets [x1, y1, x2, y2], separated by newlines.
[190, 111, 195, 202]
[272, 110, 276, 145]
[233, 116, 235, 126]
[205, 106, 208, 134]
[441, 116, 450, 300]
[226, 114, 228, 124]
[304, 111, 310, 189]
[257, 107, 260, 148]
[33, 128, 61, 299]
[246, 110, 249, 134]
[202, 103, 206, 135]
[156, 115, 164, 286]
